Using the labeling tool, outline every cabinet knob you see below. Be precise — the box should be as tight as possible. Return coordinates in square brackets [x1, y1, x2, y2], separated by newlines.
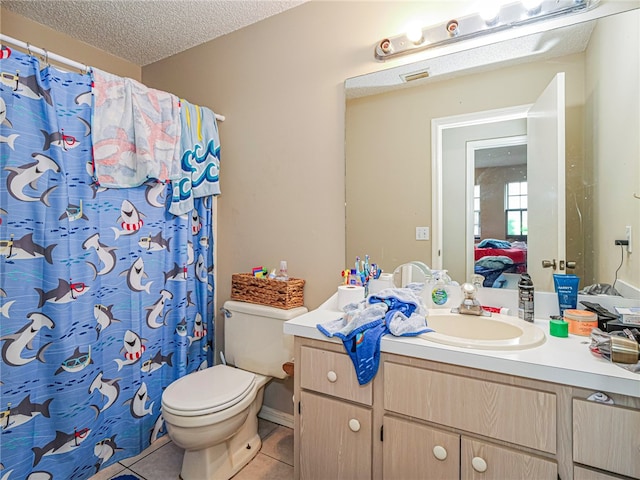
[348, 419, 361, 432]
[472, 456, 488, 473]
[327, 370, 338, 383]
[432, 445, 448, 461]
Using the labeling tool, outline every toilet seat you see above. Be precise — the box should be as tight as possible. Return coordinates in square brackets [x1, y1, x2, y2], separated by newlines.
[162, 365, 256, 417]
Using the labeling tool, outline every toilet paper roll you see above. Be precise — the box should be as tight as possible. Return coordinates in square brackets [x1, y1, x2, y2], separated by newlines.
[337, 285, 366, 310]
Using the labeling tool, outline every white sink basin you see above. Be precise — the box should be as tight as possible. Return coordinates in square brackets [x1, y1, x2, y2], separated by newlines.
[420, 310, 546, 350]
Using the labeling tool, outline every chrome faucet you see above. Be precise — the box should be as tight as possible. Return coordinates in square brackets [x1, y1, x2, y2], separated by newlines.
[456, 283, 486, 316]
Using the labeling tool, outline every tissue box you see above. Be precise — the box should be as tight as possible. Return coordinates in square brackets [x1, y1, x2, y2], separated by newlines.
[231, 273, 305, 309]
[614, 307, 640, 324]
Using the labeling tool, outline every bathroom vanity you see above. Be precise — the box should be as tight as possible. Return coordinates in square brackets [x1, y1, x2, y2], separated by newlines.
[284, 302, 640, 480]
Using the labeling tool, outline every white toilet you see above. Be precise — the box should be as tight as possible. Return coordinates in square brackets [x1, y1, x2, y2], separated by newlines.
[161, 300, 307, 480]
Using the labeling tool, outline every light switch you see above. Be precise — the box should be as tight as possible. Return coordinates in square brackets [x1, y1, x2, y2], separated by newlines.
[416, 226, 429, 241]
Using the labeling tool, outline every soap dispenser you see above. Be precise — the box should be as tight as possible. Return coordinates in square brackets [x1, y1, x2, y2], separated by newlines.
[428, 270, 454, 309]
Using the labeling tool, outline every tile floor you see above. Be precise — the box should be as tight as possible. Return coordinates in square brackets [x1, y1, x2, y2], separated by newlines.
[90, 419, 293, 480]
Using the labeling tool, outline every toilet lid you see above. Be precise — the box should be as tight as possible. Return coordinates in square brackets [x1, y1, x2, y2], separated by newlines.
[162, 365, 256, 416]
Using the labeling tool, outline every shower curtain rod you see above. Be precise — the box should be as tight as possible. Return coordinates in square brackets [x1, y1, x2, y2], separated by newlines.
[0, 33, 226, 122]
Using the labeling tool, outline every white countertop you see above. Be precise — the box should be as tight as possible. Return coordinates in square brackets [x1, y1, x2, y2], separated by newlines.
[284, 295, 640, 398]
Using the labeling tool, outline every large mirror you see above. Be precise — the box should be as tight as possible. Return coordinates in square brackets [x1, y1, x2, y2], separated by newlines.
[345, 6, 639, 296]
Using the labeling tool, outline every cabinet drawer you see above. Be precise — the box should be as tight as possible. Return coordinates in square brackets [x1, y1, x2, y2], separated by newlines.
[573, 398, 640, 478]
[300, 346, 372, 405]
[300, 391, 372, 480]
[461, 437, 557, 480]
[384, 362, 556, 453]
[574, 466, 623, 480]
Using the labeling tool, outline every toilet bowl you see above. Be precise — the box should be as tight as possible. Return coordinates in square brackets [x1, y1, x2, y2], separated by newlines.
[162, 300, 308, 480]
[162, 364, 270, 480]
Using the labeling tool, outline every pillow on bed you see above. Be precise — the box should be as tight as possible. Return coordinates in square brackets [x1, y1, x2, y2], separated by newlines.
[477, 238, 512, 249]
[475, 255, 514, 270]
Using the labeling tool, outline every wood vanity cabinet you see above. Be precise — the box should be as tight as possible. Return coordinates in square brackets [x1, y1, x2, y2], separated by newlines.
[297, 343, 373, 479]
[293, 337, 639, 480]
[382, 359, 558, 480]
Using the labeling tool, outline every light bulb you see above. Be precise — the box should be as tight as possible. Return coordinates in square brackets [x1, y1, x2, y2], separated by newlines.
[522, 0, 543, 14]
[479, 1, 501, 24]
[405, 24, 424, 45]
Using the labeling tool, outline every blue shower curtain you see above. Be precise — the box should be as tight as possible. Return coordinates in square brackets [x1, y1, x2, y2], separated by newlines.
[0, 49, 214, 479]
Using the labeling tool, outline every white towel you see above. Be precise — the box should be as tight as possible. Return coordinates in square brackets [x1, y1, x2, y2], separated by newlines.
[91, 68, 182, 188]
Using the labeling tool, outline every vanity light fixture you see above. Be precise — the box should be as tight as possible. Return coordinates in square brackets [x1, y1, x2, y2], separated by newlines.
[375, 0, 597, 61]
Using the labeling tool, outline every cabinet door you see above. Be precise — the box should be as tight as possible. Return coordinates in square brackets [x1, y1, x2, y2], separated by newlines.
[461, 437, 557, 480]
[573, 399, 640, 479]
[383, 415, 460, 480]
[574, 466, 623, 480]
[300, 391, 372, 480]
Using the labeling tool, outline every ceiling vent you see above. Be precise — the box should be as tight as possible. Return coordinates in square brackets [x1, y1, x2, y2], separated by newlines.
[401, 69, 431, 82]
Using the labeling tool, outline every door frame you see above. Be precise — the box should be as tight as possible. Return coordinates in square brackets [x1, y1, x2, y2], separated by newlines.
[431, 105, 532, 270]
[465, 134, 528, 282]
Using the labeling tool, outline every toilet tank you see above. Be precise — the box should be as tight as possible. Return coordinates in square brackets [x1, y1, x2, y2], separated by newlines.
[223, 300, 307, 379]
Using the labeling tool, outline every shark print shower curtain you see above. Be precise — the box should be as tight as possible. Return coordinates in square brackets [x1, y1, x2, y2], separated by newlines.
[0, 49, 215, 479]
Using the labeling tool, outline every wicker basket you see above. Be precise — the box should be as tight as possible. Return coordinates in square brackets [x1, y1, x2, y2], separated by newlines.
[231, 273, 305, 309]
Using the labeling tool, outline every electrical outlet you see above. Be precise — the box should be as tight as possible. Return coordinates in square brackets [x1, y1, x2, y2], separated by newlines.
[626, 225, 632, 253]
[416, 226, 429, 241]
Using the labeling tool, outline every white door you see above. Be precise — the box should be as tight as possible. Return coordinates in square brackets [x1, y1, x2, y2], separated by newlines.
[527, 73, 566, 292]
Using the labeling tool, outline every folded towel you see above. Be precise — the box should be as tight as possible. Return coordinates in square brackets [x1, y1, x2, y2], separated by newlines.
[169, 99, 221, 216]
[317, 288, 432, 384]
[477, 238, 512, 249]
[91, 68, 181, 188]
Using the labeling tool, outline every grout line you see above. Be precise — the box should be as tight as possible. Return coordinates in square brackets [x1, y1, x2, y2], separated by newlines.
[259, 452, 294, 468]
[260, 427, 279, 441]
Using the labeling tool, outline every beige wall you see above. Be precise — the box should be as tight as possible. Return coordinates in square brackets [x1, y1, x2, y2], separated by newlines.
[0, 8, 140, 80]
[587, 9, 640, 293]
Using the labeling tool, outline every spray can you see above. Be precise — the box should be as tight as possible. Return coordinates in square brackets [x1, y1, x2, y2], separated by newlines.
[518, 273, 535, 322]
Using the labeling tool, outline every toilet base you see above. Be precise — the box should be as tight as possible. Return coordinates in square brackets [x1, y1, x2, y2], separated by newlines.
[177, 376, 268, 480]
[180, 432, 261, 480]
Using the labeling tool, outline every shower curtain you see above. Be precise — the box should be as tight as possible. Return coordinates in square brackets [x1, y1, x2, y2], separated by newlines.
[0, 50, 215, 479]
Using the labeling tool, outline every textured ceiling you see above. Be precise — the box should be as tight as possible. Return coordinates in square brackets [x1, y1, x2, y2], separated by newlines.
[2, 0, 306, 66]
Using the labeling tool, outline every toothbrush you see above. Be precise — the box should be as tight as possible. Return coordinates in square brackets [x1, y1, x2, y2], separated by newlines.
[364, 255, 370, 280]
[355, 256, 360, 275]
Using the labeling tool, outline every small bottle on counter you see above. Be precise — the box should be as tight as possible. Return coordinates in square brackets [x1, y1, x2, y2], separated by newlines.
[518, 273, 535, 322]
[275, 260, 289, 281]
[348, 269, 362, 286]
